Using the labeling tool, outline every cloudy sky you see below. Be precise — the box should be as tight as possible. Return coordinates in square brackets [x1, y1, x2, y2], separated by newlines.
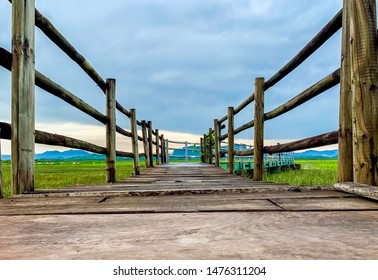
[0, 0, 342, 153]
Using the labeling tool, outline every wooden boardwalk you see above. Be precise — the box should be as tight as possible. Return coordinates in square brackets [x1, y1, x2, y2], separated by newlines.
[1, 163, 378, 259]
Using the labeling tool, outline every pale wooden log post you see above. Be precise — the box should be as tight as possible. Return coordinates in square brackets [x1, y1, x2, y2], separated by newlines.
[338, 0, 354, 183]
[214, 119, 220, 166]
[11, 0, 35, 194]
[200, 137, 204, 163]
[349, 0, 378, 185]
[208, 128, 213, 164]
[0, 128, 3, 198]
[147, 121, 154, 167]
[161, 134, 165, 163]
[155, 129, 160, 165]
[203, 134, 208, 164]
[227, 107, 234, 174]
[254, 77, 265, 181]
[106, 78, 116, 183]
[141, 121, 151, 167]
[166, 139, 170, 164]
[130, 109, 140, 175]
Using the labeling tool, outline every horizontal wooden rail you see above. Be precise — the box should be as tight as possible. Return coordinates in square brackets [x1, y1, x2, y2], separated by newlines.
[234, 130, 338, 156]
[1, 48, 138, 141]
[0, 122, 142, 158]
[218, 9, 342, 124]
[264, 9, 342, 90]
[219, 69, 340, 140]
[264, 69, 340, 121]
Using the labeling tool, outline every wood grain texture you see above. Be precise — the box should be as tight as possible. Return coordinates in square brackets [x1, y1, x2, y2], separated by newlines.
[130, 109, 140, 175]
[227, 107, 234, 174]
[147, 121, 154, 167]
[254, 78, 265, 181]
[106, 79, 116, 183]
[11, 0, 35, 194]
[214, 119, 220, 166]
[338, 0, 354, 183]
[350, 0, 378, 185]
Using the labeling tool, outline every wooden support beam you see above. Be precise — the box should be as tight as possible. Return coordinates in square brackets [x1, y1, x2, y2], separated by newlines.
[11, 0, 35, 194]
[254, 77, 265, 181]
[130, 109, 140, 175]
[141, 121, 150, 168]
[106, 79, 116, 183]
[155, 129, 160, 165]
[214, 119, 220, 166]
[338, 0, 354, 183]
[350, 0, 378, 185]
[161, 135, 165, 164]
[166, 139, 169, 164]
[147, 121, 154, 167]
[200, 137, 204, 163]
[227, 107, 234, 174]
[203, 134, 208, 163]
[208, 128, 213, 164]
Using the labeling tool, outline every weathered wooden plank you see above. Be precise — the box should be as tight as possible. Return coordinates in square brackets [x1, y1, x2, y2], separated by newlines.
[106, 79, 116, 183]
[208, 128, 213, 164]
[338, 0, 354, 183]
[130, 109, 140, 175]
[349, 0, 378, 185]
[254, 78, 265, 181]
[141, 121, 150, 168]
[11, 0, 35, 194]
[227, 107, 234, 174]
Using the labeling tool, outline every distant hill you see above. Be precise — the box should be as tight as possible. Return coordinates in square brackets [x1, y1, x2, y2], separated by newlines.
[1, 148, 339, 161]
[1, 150, 104, 161]
[293, 149, 338, 159]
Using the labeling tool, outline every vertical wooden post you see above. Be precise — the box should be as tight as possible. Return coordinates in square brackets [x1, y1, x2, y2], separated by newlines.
[228, 107, 234, 174]
[214, 119, 220, 166]
[141, 121, 150, 167]
[208, 128, 213, 164]
[11, 0, 35, 194]
[155, 129, 160, 165]
[161, 135, 165, 164]
[166, 139, 170, 164]
[130, 109, 140, 175]
[0, 128, 3, 199]
[203, 134, 207, 164]
[338, 0, 354, 183]
[106, 78, 116, 183]
[200, 137, 204, 163]
[349, 0, 378, 185]
[147, 121, 154, 167]
[254, 77, 265, 181]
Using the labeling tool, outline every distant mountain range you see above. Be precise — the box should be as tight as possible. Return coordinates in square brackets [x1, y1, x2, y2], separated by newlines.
[1, 149, 339, 161]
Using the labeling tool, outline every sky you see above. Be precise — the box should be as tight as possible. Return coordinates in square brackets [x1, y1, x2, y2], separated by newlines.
[0, 0, 342, 154]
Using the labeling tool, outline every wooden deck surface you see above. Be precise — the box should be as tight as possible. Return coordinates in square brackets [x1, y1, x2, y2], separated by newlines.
[1, 163, 378, 259]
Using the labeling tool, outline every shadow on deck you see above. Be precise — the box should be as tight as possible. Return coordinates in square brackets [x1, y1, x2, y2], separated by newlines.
[0, 163, 378, 259]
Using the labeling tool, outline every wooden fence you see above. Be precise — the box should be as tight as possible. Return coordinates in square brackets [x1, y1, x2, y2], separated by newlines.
[201, 0, 378, 187]
[0, 0, 168, 196]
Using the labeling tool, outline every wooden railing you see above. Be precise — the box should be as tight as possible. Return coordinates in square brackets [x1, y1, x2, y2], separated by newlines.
[0, 0, 168, 196]
[202, 1, 378, 187]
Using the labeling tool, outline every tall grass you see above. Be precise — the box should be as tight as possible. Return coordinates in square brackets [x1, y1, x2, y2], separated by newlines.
[1, 160, 137, 198]
[264, 159, 337, 187]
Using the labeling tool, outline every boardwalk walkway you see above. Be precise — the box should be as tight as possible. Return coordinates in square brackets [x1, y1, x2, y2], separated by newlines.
[1, 164, 378, 259]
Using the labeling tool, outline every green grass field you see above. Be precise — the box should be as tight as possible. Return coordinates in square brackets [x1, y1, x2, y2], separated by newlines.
[0, 159, 338, 198]
[264, 159, 338, 187]
[0, 160, 137, 198]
